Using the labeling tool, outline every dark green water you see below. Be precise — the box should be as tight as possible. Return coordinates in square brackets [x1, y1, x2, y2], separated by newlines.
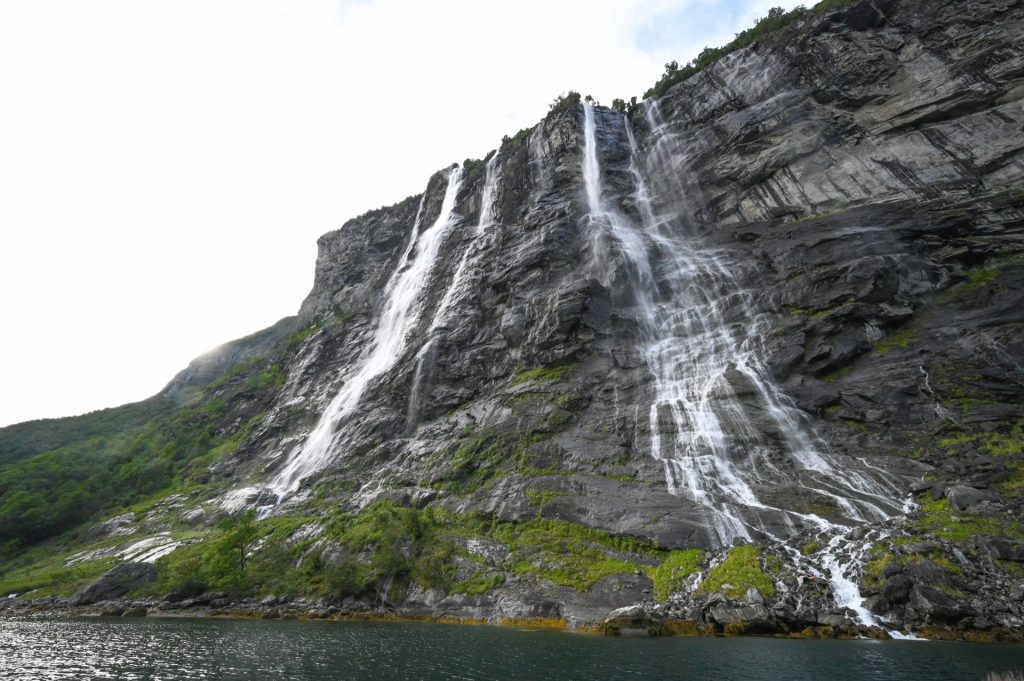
[2, 617, 1022, 680]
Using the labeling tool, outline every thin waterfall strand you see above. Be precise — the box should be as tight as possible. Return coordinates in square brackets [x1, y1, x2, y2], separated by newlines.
[430, 154, 501, 330]
[405, 155, 502, 430]
[266, 167, 465, 500]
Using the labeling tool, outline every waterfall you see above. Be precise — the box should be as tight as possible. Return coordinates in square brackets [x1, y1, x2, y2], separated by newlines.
[819, 535, 883, 628]
[583, 100, 919, 632]
[265, 166, 465, 501]
[582, 102, 905, 547]
[770, 519, 925, 639]
[839, 539, 923, 639]
[430, 153, 501, 330]
[405, 154, 502, 430]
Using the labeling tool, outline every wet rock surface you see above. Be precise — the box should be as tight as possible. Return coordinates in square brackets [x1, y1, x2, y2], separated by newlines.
[3, 0, 1024, 641]
[69, 563, 158, 607]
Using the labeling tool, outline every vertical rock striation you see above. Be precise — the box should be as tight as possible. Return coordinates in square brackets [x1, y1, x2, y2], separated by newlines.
[5, 0, 1024, 638]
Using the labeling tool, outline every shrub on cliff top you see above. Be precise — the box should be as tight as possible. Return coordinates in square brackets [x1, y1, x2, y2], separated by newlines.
[640, 1, 863, 101]
[549, 91, 582, 113]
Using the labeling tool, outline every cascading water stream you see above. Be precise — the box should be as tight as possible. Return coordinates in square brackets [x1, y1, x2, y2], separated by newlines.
[430, 153, 500, 330]
[771, 519, 924, 639]
[583, 101, 911, 628]
[821, 541, 884, 628]
[404, 154, 502, 431]
[588, 102, 905, 537]
[263, 166, 465, 503]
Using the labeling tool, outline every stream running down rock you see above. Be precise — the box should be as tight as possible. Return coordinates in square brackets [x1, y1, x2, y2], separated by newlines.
[7, 0, 1024, 642]
[193, 0, 1024, 638]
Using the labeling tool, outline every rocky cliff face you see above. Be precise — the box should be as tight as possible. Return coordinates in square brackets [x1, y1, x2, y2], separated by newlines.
[4, 0, 1024, 640]
[229, 0, 1023, 533]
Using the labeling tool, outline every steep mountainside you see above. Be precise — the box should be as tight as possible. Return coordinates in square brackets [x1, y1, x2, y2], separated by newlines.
[3, 0, 1024, 641]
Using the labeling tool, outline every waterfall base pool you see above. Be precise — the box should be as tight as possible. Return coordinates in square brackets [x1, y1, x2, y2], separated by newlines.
[2, 617, 1022, 680]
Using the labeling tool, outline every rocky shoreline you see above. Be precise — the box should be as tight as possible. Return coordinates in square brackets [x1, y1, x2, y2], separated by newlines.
[3, 0, 1024, 652]
[5, 504, 1024, 645]
[4, 590, 1022, 644]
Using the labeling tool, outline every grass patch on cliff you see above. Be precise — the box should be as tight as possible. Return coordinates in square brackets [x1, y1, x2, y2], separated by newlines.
[247, 365, 285, 392]
[151, 501, 461, 603]
[647, 549, 704, 601]
[0, 544, 120, 599]
[923, 553, 964, 576]
[873, 328, 918, 355]
[819, 365, 853, 385]
[449, 515, 659, 593]
[434, 432, 529, 494]
[493, 518, 659, 588]
[964, 268, 1000, 291]
[801, 539, 823, 556]
[285, 309, 357, 353]
[325, 502, 457, 597]
[435, 425, 630, 496]
[17, 503, 716, 605]
[511, 363, 578, 386]
[449, 573, 505, 596]
[509, 553, 638, 592]
[939, 419, 1024, 458]
[285, 324, 319, 351]
[862, 544, 894, 589]
[526, 489, 573, 508]
[939, 264, 1012, 302]
[997, 560, 1024, 578]
[996, 460, 1024, 497]
[913, 497, 1024, 542]
[145, 503, 666, 602]
[699, 546, 776, 599]
[863, 542, 965, 589]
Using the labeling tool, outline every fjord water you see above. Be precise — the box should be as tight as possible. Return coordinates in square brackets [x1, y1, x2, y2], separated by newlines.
[3, 618, 1022, 680]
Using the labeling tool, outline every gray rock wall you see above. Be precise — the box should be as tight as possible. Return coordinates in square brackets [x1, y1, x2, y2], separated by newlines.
[220, 0, 1023, 558]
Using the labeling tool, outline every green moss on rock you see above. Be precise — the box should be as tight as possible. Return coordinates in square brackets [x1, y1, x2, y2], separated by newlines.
[699, 546, 776, 599]
[450, 573, 505, 596]
[647, 549, 704, 601]
[511, 363, 578, 386]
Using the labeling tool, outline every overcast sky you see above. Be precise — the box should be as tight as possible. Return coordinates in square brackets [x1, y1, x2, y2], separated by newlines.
[0, 0, 800, 427]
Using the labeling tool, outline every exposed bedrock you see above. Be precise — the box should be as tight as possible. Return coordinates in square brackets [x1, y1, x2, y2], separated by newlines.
[12, 0, 1022, 639]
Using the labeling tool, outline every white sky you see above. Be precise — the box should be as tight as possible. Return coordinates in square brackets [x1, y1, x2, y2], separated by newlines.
[0, 0, 800, 427]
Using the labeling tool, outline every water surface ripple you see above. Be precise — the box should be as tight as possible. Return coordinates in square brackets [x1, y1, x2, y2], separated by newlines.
[2, 618, 1023, 680]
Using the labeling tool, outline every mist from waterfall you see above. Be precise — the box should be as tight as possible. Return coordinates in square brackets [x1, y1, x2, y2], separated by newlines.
[265, 166, 465, 501]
